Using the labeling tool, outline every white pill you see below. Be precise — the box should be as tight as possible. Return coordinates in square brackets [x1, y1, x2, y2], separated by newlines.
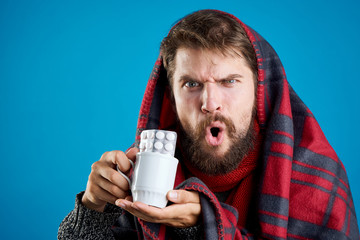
[141, 131, 147, 139]
[154, 141, 163, 150]
[166, 133, 175, 141]
[156, 131, 165, 139]
[165, 143, 174, 151]
[140, 142, 146, 150]
[147, 131, 155, 139]
[146, 141, 153, 150]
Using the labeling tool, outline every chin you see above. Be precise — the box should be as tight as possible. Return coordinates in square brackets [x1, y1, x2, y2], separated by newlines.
[205, 143, 230, 157]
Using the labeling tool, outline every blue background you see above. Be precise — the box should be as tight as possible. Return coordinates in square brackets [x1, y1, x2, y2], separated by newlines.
[1, 0, 359, 239]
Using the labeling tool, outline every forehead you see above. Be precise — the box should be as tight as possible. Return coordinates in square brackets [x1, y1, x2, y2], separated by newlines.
[173, 48, 252, 81]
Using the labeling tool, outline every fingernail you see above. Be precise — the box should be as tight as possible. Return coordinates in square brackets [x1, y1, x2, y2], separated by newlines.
[169, 191, 178, 199]
[116, 200, 125, 208]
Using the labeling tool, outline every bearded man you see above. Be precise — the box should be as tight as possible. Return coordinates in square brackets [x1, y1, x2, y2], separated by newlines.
[58, 10, 359, 239]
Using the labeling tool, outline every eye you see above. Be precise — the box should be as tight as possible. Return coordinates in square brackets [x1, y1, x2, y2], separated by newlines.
[221, 79, 237, 86]
[226, 79, 236, 84]
[185, 81, 200, 88]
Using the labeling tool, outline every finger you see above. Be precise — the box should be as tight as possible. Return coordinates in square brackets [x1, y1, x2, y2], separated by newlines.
[113, 151, 132, 172]
[96, 175, 129, 199]
[167, 190, 200, 204]
[125, 195, 133, 201]
[132, 201, 165, 219]
[162, 203, 201, 227]
[96, 188, 118, 205]
[87, 168, 129, 201]
[86, 182, 119, 205]
[132, 201, 200, 220]
[116, 200, 165, 222]
[117, 200, 201, 228]
[92, 160, 130, 190]
[125, 147, 139, 161]
[99, 151, 116, 164]
[101, 150, 131, 173]
[98, 166, 130, 190]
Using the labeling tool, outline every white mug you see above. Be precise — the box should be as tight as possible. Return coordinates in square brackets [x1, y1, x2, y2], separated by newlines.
[118, 152, 178, 208]
[117, 130, 179, 208]
[118, 129, 179, 208]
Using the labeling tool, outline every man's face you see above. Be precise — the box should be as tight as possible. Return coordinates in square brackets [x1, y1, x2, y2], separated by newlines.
[172, 48, 256, 175]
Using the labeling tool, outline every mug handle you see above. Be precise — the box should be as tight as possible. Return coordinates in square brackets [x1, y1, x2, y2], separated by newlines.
[116, 159, 135, 187]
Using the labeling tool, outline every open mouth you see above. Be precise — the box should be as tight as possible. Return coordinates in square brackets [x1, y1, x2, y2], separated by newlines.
[205, 122, 225, 146]
[210, 127, 220, 137]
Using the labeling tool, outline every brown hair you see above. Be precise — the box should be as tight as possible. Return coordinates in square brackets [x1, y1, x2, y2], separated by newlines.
[160, 10, 258, 87]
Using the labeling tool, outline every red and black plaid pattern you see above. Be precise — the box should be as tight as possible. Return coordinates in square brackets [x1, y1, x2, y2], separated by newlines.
[113, 10, 359, 240]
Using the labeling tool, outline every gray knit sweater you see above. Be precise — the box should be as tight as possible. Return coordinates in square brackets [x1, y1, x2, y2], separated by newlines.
[58, 192, 202, 239]
[58, 192, 122, 239]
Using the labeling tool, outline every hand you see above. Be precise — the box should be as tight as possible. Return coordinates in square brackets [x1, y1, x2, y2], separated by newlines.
[115, 190, 201, 228]
[82, 148, 138, 212]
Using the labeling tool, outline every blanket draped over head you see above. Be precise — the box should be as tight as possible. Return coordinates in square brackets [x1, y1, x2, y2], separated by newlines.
[112, 10, 359, 240]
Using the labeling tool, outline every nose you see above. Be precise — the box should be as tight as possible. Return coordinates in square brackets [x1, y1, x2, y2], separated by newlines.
[201, 83, 222, 114]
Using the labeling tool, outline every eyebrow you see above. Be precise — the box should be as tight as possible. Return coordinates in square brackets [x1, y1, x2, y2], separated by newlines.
[178, 74, 244, 83]
[221, 74, 244, 81]
[178, 75, 198, 84]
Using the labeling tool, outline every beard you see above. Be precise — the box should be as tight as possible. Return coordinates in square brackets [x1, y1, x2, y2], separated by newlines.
[178, 112, 256, 175]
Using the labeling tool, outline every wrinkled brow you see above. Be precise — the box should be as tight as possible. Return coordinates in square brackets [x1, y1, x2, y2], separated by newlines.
[178, 74, 243, 83]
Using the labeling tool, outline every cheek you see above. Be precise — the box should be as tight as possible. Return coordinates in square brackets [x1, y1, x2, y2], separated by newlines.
[174, 94, 191, 120]
[230, 94, 255, 130]
[175, 94, 199, 127]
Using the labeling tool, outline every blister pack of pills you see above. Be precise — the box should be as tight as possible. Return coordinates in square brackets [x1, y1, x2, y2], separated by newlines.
[139, 130, 177, 157]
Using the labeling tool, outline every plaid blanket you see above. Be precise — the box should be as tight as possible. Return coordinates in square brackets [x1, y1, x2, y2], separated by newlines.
[113, 10, 359, 240]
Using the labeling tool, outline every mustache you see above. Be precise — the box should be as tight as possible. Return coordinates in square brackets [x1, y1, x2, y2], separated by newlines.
[195, 114, 236, 138]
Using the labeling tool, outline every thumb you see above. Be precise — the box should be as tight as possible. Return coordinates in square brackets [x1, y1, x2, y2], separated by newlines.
[167, 190, 200, 204]
[125, 147, 139, 161]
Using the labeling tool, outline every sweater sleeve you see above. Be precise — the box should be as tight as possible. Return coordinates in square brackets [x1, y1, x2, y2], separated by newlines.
[58, 192, 122, 240]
